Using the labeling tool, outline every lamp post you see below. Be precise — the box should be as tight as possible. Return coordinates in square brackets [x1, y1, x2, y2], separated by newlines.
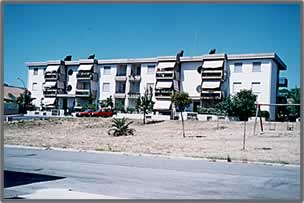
[16, 77, 26, 89]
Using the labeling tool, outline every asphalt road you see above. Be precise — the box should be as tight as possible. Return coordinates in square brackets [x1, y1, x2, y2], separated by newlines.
[4, 146, 300, 199]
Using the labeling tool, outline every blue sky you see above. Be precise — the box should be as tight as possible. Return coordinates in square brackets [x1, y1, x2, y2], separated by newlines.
[4, 3, 300, 88]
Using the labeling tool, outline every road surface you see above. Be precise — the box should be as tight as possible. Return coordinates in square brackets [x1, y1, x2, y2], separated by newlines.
[4, 146, 300, 199]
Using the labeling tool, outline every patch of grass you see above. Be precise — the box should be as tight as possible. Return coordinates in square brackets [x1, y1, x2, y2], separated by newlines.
[258, 159, 290, 165]
[95, 148, 105, 151]
[206, 156, 227, 160]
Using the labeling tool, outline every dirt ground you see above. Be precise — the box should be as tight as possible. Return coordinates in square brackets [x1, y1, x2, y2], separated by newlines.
[4, 117, 301, 164]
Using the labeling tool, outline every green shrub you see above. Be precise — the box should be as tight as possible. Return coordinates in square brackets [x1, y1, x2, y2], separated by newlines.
[82, 104, 96, 111]
[127, 107, 136, 114]
[113, 100, 125, 113]
[197, 107, 227, 116]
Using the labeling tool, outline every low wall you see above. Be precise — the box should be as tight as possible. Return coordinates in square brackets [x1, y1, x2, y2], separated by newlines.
[114, 113, 171, 121]
[175, 112, 266, 122]
[26, 110, 65, 117]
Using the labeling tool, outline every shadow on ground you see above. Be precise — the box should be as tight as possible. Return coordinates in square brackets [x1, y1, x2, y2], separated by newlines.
[4, 170, 65, 188]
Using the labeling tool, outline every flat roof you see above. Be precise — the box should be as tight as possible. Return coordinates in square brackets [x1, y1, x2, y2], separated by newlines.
[25, 52, 286, 70]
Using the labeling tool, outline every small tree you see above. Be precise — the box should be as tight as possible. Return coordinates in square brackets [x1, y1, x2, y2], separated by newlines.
[215, 96, 235, 116]
[100, 96, 114, 109]
[233, 90, 257, 150]
[136, 87, 154, 124]
[287, 87, 300, 119]
[171, 92, 192, 138]
[106, 96, 114, 109]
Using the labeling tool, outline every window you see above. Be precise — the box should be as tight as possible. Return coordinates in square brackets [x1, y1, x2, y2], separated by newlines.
[33, 68, 38, 75]
[147, 65, 155, 74]
[252, 62, 261, 72]
[103, 66, 111, 75]
[116, 82, 126, 93]
[251, 82, 261, 93]
[68, 69, 73, 75]
[102, 83, 110, 92]
[117, 65, 127, 76]
[233, 82, 242, 93]
[32, 83, 38, 91]
[234, 63, 242, 73]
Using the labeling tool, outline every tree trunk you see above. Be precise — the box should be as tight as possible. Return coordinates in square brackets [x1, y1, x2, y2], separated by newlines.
[242, 121, 246, 150]
[181, 111, 185, 138]
[143, 110, 146, 124]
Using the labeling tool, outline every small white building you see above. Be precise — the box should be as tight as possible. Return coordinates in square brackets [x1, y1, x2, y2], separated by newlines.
[25, 51, 287, 120]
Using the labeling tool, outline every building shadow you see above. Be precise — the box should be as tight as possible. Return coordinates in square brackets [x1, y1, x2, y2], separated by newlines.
[4, 170, 65, 188]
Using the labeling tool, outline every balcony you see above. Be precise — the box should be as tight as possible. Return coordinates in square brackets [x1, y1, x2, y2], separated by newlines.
[201, 70, 223, 80]
[115, 75, 127, 81]
[114, 92, 126, 98]
[155, 89, 173, 99]
[77, 72, 98, 81]
[128, 75, 141, 81]
[75, 89, 91, 97]
[128, 92, 140, 99]
[156, 71, 174, 80]
[201, 91, 223, 100]
[278, 77, 288, 87]
[43, 89, 62, 97]
[44, 72, 60, 81]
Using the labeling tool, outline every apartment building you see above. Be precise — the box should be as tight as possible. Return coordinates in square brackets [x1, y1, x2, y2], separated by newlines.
[26, 51, 287, 120]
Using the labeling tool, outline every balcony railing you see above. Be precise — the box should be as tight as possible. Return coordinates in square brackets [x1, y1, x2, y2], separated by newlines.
[156, 72, 174, 79]
[155, 90, 173, 98]
[114, 92, 126, 98]
[128, 92, 140, 99]
[75, 89, 91, 97]
[44, 73, 59, 81]
[201, 91, 223, 100]
[43, 89, 63, 97]
[77, 72, 97, 80]
[128, 75, 141, 81]
[201, 70, 223, 79]
[115, 76, 127, 81]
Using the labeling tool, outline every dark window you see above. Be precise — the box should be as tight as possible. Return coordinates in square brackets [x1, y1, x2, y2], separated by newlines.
[234, 63, 242, 73]
[252, 62, 261, 72]
[68, 69, 73, 75]
[33, 68, 38, 75]
[67, 85, 72, 92]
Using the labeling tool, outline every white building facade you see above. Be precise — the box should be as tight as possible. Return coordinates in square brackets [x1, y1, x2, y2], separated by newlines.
[26, 52, 287, 120]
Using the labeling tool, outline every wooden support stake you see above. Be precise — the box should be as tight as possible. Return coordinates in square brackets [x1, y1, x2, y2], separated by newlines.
[253, 104, 259, 136]
[258, 105, 263, 132]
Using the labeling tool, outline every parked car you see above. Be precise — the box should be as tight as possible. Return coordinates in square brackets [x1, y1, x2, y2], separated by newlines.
[76, 109, 94, 117]
[91, 108, 114, 117]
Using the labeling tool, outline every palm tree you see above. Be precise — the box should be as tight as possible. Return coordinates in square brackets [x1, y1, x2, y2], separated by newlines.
[171, 92, 192, 138]
[16, 90, 35, 114]
[108, 118, 135, 136]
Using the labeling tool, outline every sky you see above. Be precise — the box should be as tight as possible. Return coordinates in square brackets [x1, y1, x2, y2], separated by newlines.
[4, 3, 301, 89]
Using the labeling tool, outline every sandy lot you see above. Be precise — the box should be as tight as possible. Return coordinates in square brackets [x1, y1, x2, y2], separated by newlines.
[4, 117, 300, 164]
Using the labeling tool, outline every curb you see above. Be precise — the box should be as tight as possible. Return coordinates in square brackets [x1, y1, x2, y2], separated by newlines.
[4, 144, 300, 167]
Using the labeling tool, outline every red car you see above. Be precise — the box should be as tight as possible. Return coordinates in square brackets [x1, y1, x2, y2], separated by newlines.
[76, 109, 94, 117]
[91, 108, 114, 117]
